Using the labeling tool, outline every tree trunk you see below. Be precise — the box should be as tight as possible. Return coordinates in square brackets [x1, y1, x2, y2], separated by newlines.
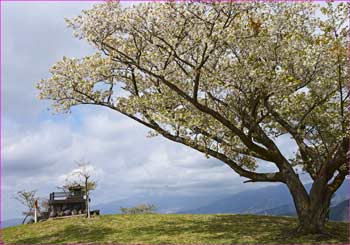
[297, 199, 330, 234]
[22, 214, 29, 224]
[287, 175, 332, 234]
[85, 177, 91, 219]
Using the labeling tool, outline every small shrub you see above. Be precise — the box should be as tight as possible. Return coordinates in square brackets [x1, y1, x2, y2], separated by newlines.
[120, 204, 157, 214]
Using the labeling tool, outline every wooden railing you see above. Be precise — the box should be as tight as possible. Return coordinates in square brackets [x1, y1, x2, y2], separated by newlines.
[49, 192, 84, 201]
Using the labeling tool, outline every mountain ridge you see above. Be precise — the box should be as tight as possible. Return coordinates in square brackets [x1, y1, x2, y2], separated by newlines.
[178, 180, 350, 215]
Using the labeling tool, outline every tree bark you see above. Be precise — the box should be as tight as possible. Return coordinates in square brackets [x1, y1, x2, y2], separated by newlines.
[287, 175, 332, 234]
[296, 198, 330, 234]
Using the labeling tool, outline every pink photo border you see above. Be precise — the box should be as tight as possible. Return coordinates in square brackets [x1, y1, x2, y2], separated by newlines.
[0, 0, 349, 245]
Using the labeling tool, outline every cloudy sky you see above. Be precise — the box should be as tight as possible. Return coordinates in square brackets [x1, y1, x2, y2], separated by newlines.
[1, 2, 300, 221]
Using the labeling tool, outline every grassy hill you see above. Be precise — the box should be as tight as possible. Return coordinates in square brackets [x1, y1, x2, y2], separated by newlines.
[2, 214, 348, 244]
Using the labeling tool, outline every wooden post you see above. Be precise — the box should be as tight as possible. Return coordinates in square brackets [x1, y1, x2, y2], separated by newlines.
[34, 199, 38, 223]
[85, 178, 91, 218]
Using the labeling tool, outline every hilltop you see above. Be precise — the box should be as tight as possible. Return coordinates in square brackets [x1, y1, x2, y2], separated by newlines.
[2, 214, 348, 244]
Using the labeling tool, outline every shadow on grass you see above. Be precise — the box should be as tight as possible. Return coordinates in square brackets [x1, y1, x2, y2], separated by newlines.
[127, 215, 348, 244]
[13, 223, 115, 244]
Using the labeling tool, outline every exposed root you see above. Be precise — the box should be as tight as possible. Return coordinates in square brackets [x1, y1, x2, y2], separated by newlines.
[283, 225, 335, 239]
[314, 231, 335, 240]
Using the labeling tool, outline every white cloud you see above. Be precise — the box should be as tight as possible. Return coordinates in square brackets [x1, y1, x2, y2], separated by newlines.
[2, 2, 96, 124]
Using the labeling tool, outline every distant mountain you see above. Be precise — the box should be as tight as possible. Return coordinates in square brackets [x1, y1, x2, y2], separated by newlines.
[255, 199, 349, 222]
[93, 192, 229, 215]
[94, 180, 349, 216]
[2, 218, 22, 228]
[180, 180, 349, 215]
[330, 199, 349, 221]
[180, 184, 294, 214]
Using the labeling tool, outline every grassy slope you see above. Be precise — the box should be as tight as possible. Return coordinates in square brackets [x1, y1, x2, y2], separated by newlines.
[2, 214, 349, 244]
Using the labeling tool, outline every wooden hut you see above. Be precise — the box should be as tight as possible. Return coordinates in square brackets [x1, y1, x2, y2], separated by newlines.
[47, 185, 86, 218]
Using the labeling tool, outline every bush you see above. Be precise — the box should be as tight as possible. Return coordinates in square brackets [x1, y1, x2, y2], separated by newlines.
[120, 204, 157, 214]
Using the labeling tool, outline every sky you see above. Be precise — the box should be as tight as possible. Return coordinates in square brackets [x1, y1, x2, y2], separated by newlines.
[1, 1, 300, 221]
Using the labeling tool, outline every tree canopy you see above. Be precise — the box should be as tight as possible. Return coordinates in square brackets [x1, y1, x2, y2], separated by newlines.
[37, 1, 349, 233]
[61, 160, 97, 193]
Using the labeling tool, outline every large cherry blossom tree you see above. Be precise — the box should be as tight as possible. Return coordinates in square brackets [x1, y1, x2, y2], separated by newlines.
[37, 1, 349, 234]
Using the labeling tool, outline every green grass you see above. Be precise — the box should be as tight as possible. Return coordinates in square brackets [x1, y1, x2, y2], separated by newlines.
[2, 214, 349, 244]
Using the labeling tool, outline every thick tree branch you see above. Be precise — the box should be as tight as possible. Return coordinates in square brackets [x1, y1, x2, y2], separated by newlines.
[143, 114, 284, 183]
[264, 98, 317, 166]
